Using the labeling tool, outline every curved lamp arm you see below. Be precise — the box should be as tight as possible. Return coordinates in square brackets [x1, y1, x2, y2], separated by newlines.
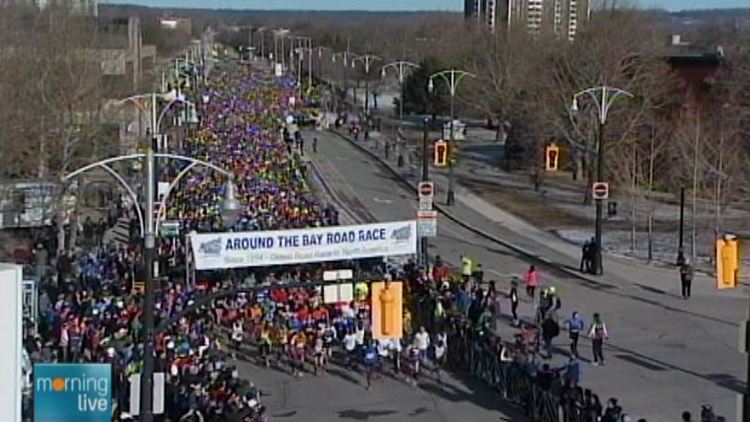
[154, 161, 197, 236]
[63, 153, 236, 238]
[156, 98, 195, 132]
[100, 164, 146, 237]
[64, 154, 146, 180]
[153, 153, 233, 178]
[381, 61, 420, 83]
[573, 86, 634, 124]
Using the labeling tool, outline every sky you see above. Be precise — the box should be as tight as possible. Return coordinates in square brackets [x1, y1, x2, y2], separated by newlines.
[103, 0, 749, 12]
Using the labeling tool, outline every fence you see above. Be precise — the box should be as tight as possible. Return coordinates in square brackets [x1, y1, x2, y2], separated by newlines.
[411, 293, 612, 422]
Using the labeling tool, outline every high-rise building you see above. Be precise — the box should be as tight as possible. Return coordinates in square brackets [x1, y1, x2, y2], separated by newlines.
[464, 0, 590, 40]
[34, 0, 98, 16]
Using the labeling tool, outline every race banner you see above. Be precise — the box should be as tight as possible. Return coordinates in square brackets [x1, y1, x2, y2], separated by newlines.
[190, 220, 417, 270]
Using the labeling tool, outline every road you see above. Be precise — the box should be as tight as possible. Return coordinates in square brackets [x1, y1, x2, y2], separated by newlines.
[306, 129, 746, 421]
[220, 153, 527, 421]
[233, 358, 522, 422]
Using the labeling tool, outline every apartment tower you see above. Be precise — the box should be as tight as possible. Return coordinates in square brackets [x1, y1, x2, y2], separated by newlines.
[465, 0, 590, 40]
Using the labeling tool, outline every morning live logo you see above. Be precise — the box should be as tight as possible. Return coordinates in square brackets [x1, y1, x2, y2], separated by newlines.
[34, 363, 112, 422]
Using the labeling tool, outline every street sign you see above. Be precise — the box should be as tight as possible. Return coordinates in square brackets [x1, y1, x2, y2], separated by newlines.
[592, 182, 609, 200]
[418, 181, 434, 198]
[323, 283, 354, 304]
[418, 181, 434, 211]
[323, 269, 354, 281]
[161, 220, 180, 238]
[157, 182, 169, 202]
[417, 210, 438, 237]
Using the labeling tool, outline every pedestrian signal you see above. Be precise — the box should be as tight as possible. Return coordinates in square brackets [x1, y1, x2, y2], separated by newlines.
[716, 234, 740, 289]
[370, 281, 403, 340]
[434, 140, 448, 167]
[545, 143, 560, 171]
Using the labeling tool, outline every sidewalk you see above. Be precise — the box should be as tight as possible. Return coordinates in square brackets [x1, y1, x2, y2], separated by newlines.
[330, 128, 746, 300]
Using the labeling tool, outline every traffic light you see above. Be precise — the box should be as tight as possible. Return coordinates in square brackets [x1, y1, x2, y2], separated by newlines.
[370, 281, 403, 340]
[545, 143, 560, 171]
[716, 234, 740, 289]
[434, 140, 448, 167]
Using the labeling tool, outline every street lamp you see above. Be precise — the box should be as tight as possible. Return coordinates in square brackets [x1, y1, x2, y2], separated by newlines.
[293, 46, 314, 96]
[570, 85, 633, 275]
[427, 68, 476, 206]
[350, 54, 381, 117]
[63, 152, 238, 422]
[315, 46, 333, 84]
[381, 60, 420, 167]
[290, 36, 312, 90]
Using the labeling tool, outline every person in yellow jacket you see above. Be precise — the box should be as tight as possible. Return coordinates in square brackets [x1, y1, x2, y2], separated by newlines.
[355, 282, 369, 302]
[461, 254, 473, 281]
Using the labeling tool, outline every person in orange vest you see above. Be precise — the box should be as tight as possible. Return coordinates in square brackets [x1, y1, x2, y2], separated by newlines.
[524, 265, 539, 300]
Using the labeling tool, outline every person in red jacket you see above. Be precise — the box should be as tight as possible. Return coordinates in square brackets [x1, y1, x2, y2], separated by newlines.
[525, 265, 539, 300]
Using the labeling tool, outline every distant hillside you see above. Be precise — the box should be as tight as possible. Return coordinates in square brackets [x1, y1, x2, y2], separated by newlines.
[671, 8, 750, 18]
[666, 8, 750, 33]
[99, 4, 457, 23]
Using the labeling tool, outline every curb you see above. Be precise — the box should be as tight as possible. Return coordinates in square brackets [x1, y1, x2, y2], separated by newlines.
[329, 129, 605, 286]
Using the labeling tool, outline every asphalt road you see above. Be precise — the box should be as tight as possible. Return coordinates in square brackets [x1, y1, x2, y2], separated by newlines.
[305, 129, 746, 421]
[233, 357, 522, 422]
[221, 146, 527, 421]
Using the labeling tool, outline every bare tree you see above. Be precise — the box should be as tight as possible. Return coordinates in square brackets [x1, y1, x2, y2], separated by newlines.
[0, 3, 105, 252]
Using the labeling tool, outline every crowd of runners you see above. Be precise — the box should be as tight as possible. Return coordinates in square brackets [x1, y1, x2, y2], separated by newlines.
[14, 56, 726, 422]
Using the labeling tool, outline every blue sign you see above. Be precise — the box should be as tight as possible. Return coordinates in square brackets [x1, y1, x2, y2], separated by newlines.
[34, 363, 111, 422]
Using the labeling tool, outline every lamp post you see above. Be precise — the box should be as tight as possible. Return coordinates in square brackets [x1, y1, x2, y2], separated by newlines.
[316, 46, 332, 81]
[350, 54, 381, 117]
[255, 27, 266, 61]
[294, 46, 314, 96]
[571, 85, 633, 275]
[332, 51, 353, 108]
[427, 69, 476, 206]
[381, 60, 419, 167]
[63, 152, 239, 422]
[113, 91, 195, 194]
[291, 36, 312, 90]
[273, 29, 289, 69]
[421, 117, 430, 266]
[98, 92, 237, 420]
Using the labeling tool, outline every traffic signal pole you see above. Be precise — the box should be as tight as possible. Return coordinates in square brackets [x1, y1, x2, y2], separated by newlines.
[421, 117, 430, 267]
